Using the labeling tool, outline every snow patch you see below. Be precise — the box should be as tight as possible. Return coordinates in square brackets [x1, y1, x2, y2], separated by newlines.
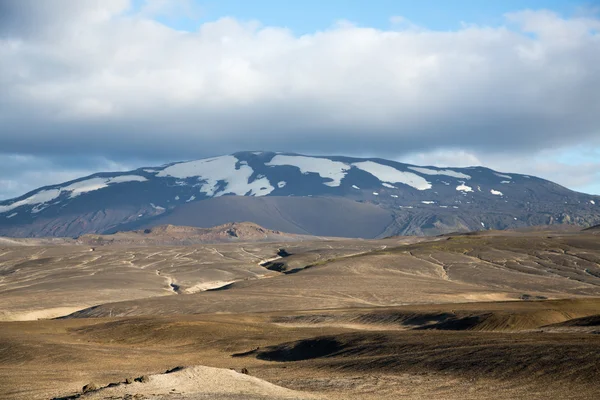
[67, 178, 112, 197]
[494, 173, 512, 179]
[591, 200, 596, 205]
[150, 203, 165, 212]
[501, 181, 511, 184]
[353, 161, 432, 190]
[408, 167, 471, 179]
[0, 175, 147, 214]
[186, 195, 196, 202]
[421, 201, 435, 204]
[174, 196, 180, 200]
[67, 175, 147, 198]
[158, 155, 274, 197]
[352, 185, 360, 189]
[6, 213, 17, 219]
[490, 189, 503, 196]
[372, 192, 379, 196]
[481, 222, 486, 227]
[382, 183, 396, 189]
[266, 155, 349, 187]
[390, 194, 398, 198]
[277, 181, 286, 188]
[456, 183, 473, 193]
[0, 189, 61, 214]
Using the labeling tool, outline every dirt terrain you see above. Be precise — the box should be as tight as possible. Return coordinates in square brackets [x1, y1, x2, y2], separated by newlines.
[78, 222, 319, 246]
[1, 227, 600, 399]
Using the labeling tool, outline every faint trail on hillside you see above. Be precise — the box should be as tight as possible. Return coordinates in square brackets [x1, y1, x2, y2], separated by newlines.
[156, 270, 180, 294]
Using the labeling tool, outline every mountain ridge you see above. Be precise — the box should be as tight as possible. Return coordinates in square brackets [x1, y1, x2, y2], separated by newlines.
[1, 151, 599, 238]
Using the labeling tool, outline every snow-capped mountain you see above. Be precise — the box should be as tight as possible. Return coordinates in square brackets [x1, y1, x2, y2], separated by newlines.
[1, 151, 599, 238]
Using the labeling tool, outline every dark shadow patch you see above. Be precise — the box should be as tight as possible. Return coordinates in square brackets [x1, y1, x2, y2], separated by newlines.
[546, 314, 600, 328]
[283, 264, 315, 275]
[416, 314, 492, 331]
[206, 282, 235, 291]
[257, 338, 346, 362]
[170, 283, 180, 293]
[232, 347, 260, 358]
[264, 262, 287, 272]
[520, 294, 548, 301]
[277, 248, 292, 257]
[165, 366, 185, 374]
[52, 395, 81, 400]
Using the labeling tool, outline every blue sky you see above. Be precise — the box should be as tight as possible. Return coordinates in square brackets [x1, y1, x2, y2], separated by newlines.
[138, 0, 592, 32]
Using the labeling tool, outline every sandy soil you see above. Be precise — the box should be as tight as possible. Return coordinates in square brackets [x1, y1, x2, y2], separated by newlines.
[83, 365, 320, 400]
[1, 230, 600, 399]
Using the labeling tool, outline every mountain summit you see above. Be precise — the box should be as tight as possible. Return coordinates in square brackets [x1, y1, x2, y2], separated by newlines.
[1, 151, 599, 238]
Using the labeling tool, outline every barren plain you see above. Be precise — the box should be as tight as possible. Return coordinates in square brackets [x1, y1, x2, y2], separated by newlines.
[1, 226, 600, 399]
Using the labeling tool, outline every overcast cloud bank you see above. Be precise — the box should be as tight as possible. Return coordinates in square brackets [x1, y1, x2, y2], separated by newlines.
[0, 0, 599, 199]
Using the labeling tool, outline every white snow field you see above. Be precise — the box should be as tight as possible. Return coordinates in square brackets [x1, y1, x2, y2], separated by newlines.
[158, 155, 274, 197]
[0, 175, 147, 214]
[456, 183, 474, 193]
[67, 176, 147, 198]
[266, 155, 350, 187]
[408, 166, 471, 179]
[352, 161, 432, 190]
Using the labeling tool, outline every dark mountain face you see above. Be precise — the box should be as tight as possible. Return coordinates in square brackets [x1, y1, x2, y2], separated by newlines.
[1, 151, 599, 238]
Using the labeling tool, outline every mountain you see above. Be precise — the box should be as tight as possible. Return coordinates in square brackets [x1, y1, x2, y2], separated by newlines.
[1, 151, 599, 238]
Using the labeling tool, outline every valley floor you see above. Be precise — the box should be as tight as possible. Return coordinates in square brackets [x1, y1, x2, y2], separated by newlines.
[1, 229, 600, 399]
[1, 301, 600, 400]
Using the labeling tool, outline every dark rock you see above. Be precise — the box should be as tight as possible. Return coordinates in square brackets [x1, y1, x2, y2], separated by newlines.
[134, 375, 150, 383]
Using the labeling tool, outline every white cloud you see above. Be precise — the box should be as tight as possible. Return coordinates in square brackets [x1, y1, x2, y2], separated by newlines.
[0, 4, 598, 156]
[0, 2, 599, 196]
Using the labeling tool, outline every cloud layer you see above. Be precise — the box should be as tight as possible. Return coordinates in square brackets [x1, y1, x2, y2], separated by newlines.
[0, 1, 599, 198]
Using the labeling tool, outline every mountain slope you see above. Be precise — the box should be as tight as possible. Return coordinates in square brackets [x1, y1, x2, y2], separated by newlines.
[112, 196, 396, 239]
[1, 151, 599, 237]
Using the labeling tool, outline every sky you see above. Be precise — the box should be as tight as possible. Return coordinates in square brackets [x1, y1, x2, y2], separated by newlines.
[0, 0, 599, 200]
